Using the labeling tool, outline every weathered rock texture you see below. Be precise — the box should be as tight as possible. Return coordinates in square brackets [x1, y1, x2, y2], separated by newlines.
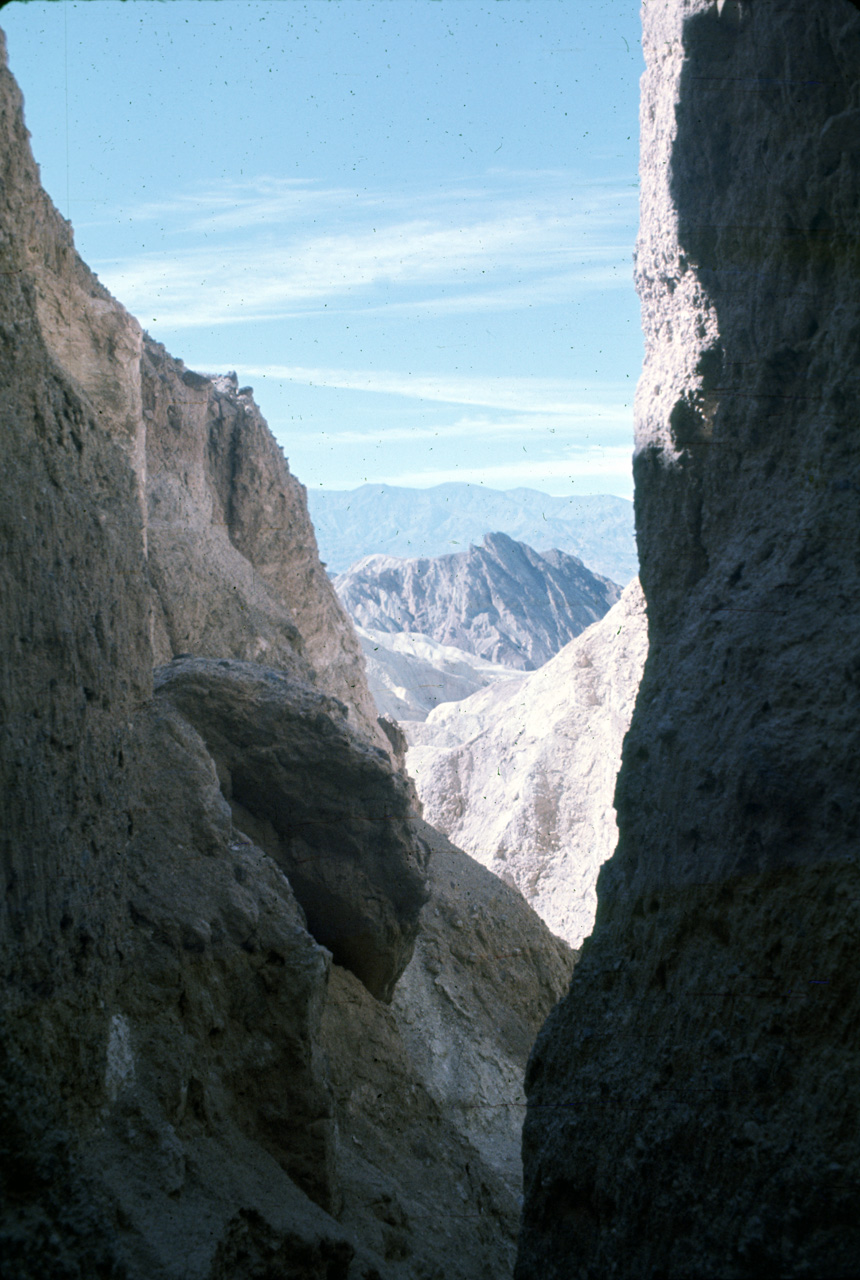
[155, 658, 427, 1003]
[0, 29, 573, 1279]
[322, 822, 574, 1280]
[142, 340, 383, 747]
[336, 533, 621, 671]
[408, 581, 647, 948]
[517, 3, 860, 1278]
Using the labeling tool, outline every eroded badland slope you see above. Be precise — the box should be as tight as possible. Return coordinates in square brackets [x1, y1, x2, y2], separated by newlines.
[517, 3, 860, 1277]
[0, 34, 573, 1279]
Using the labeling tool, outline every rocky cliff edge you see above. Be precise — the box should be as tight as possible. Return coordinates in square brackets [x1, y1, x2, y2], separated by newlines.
[0, 31, 573, 1279]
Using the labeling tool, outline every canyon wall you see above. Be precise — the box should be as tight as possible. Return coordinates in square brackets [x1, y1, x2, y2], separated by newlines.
[0, 31, 574, 1279]
[517, 2, 860, 1277]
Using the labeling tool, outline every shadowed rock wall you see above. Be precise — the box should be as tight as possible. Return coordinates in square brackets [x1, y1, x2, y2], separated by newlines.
[517, 2, 860, 1277]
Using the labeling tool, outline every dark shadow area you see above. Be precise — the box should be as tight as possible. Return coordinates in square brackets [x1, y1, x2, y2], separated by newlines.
[517, 3, 860, 1276]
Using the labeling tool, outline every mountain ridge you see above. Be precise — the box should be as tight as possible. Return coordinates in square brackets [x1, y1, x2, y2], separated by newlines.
[335, 531, 621, 670]
[308, 482, 637, 584]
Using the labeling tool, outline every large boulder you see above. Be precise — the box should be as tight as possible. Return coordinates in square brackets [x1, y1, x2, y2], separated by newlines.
[517, 3, 860, 1278]
[155, 657, 428, 1003]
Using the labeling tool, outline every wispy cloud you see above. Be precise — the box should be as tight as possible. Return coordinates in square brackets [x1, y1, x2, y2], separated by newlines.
[298, 408, 632, 445]
[113, 170, 635, 235]
[123, 177, 358, 232]
[239, 364, 632, 415]
[367, 447, 634, 493]
[91, 172, 637, 329]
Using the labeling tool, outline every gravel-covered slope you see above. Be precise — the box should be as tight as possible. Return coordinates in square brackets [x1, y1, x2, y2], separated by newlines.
[355, 625, 518, 722]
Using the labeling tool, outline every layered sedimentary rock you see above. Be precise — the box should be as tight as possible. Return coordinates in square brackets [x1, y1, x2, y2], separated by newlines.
[517, 3, 860, 1278]
[0, 29, 574, 1278]
[336, 533, 620, 671]
[408, 581, 647, 948]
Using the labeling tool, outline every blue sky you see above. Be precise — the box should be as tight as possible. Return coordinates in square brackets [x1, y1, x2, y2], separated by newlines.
[3, 0, 643, 496]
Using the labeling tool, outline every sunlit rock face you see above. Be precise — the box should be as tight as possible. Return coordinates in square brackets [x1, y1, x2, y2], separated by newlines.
[408, 581, 648, 949]
[517, 3, 860, 1278]
[141, 338, 385, 750]
[335, 533, 621, 671]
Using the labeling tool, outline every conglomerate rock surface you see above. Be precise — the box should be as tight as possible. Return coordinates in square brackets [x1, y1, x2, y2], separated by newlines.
[517, 3, 860, 1278]
[0, 31, 571, 1279]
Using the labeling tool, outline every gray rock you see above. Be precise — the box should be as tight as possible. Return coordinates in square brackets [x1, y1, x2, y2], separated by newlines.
[336, 533, 621, 671]
[154, 657, 428, 1003]
[322, 822, 575, 1280]
[143, 340, 384, 750]
[0, 28, 572, 1277]
[358, 625, 518, 722]
[517, 3, 860, 1278]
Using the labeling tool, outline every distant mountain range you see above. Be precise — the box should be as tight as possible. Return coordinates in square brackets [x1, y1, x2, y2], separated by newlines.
[335, 531, 621, 671]
[307, 483, 637, 584]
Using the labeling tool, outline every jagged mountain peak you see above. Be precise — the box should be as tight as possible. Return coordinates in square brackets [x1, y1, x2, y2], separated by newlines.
[335, 532, 621, 671]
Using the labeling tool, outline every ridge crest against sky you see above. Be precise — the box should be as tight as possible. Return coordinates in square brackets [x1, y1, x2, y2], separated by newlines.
[3, 0, 643, 497]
